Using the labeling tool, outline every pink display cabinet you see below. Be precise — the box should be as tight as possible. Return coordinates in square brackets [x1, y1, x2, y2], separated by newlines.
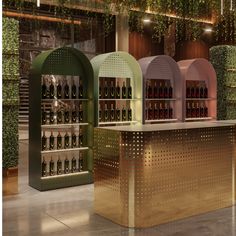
[178, 58, 217, 122]
[138, 55, 183, 124]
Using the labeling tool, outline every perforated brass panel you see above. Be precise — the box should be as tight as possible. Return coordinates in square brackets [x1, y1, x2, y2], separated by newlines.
[94, 125, 234, 228]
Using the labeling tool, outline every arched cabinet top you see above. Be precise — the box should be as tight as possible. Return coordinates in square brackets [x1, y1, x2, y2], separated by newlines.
[91, 51, 142, 81]
[30, 47, 93, 79]
[177, 58, 216, 84]
[138, 55, 182, 81]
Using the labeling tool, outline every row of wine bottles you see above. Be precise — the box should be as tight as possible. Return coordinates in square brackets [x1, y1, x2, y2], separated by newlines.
[146, 102, 173, 120]
[42, 131, 83, 151]
[99, 104, 132, 122]
[42, 79, 83, 99]
[186, 102, 208, 118]
[146, 80, 173, 99]
[42, 105, 84, 125]
[42, 155, 84, 177]
[99, 81, 132, 99]
[186, 81, 208, 98]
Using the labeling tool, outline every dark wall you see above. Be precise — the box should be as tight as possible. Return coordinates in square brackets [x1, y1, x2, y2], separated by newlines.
[174, 40, 210, 61]
[129, 31, 164, 60]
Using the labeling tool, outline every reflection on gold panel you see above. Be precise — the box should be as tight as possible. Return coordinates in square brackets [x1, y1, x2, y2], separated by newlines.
[94, 126, 234, 228]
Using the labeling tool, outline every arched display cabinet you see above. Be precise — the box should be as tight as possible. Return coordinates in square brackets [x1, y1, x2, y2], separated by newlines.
[29, 47, 94, 191]
[91, 51, 143, 127]
[178, 58, 217, 122]
[138, 55, 183, 123]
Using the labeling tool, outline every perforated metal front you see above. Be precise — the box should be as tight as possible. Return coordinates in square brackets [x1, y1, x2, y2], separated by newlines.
[94, 126, 234, 228]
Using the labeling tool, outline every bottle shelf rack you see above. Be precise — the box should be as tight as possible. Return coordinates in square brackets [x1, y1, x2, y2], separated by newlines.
[99, 121, 138, 126]
[145, 98, 177, 101]
[41, 170, 89, 179]
[185, 117, 213, 121]
[99, 98, 139, 101]
[145, 119, 178, 123]
[41, 147, 88, 154]
[41, 123, 89, 128]
[42, 99, 89, 102]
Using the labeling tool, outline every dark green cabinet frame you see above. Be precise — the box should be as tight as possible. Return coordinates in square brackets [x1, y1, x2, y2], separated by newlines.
[29, 47, 94, 191]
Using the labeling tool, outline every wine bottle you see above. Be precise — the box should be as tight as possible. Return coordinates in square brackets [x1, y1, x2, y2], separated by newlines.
[79, 130, 83, 147]
[64, 80, 69, 99]
[64, 108, 70, 124]
[159, 102, 164, 119]
[169, 105, 173, 119]
[200, 82, 204, 98]
[104, 80, 109, 99]
[191, 102, 196, 117]
[116, 106, 120, 121]
[164, 82, 168, 98]
[57, 109, 63, 124]
[41, 106, 47, 125]
[164, 103, 168, 119]
[99, 85, 102, 99]
[128, 107, 132, 121]
[159, 82, 164, 98]
[72, 106, 77, 123]
[204, 103, 208, 117]
[57, 157, 62, 175]
[42, 157, 47, 177]
[153, 81, 158, 98]
[104, 103, 109, 122]
[64, 157, 70, 174]
[196, 102, 200, 117]
[49, 131, 54, 150]
[147, 80, 152, 98]
[127, 83, 132, 99]
[57, 132, 62, 149]
[122, 106, 126, 121]
[79, 153, 83, 172]
[71, 157, 77, 173]
[186, 102, 191, 118]
[154, 103, 159, 119]
[195, 83, 200, 98]
[49, 81, 54, 99]
[110, 81, 115, 99]
[71, 79, 77, 99]
[186, 82, 191, 98]
[42, 131, 47, 151]
[49, 108, 55, 124]
[49, 157, 54, 176]
[203, 82, 208, 98]
[78, 104, 83, 122]
[116, 82, 120, 99]
[190, 82, 195, 98]
[64, 132, 70, 149]
[42, 78, 48, 99]
[168, 82, 173, 98]
[78, 80, 83, 99]
[148, 103, 153, 120]
[110, 104, 115, 121]
[72, 132, 77, 148]
[122, 81, 126, 99]
[99, 104, 102, 122]
[57, 80, 62, 99]
[200, 103, 205, 117]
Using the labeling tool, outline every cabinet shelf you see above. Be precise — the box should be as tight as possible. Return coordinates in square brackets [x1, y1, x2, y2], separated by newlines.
[42, 98, 89, 102]
[99, 121, 138, 126]
[186, 98, 215, 101]
[41, 170, 89, 179]
[41, 147, 88, 154]
[41, 123, 89, 128]
[145, 118, 178, 123]
[99, 98, 139, 101]
[185, 117, 213, 121]
[145, 98, 176, 101]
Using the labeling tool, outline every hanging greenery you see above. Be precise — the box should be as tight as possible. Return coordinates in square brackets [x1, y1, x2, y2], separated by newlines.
[2, 0, 236, 43]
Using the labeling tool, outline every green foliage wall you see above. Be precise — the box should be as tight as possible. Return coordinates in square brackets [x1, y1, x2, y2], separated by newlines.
[210, 45, 236, 120]
[2, 17, 19, 168]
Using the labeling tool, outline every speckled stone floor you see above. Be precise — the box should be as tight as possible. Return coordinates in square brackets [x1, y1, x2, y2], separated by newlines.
[3, 135, 236, 236]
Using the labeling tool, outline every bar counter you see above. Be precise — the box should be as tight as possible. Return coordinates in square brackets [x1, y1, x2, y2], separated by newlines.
[94, 122, 235, 228]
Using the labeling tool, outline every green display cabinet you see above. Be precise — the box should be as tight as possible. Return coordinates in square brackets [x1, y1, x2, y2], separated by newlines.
[210, 45, 236, 120]
[29, 47, 94, 191]
[91, 51, 143, 127]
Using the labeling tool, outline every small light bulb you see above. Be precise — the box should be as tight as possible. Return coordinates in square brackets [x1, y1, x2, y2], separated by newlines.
[37, 0, 40, 7]
[204, 27, 213, 33]
[143, 18, 151, 23]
